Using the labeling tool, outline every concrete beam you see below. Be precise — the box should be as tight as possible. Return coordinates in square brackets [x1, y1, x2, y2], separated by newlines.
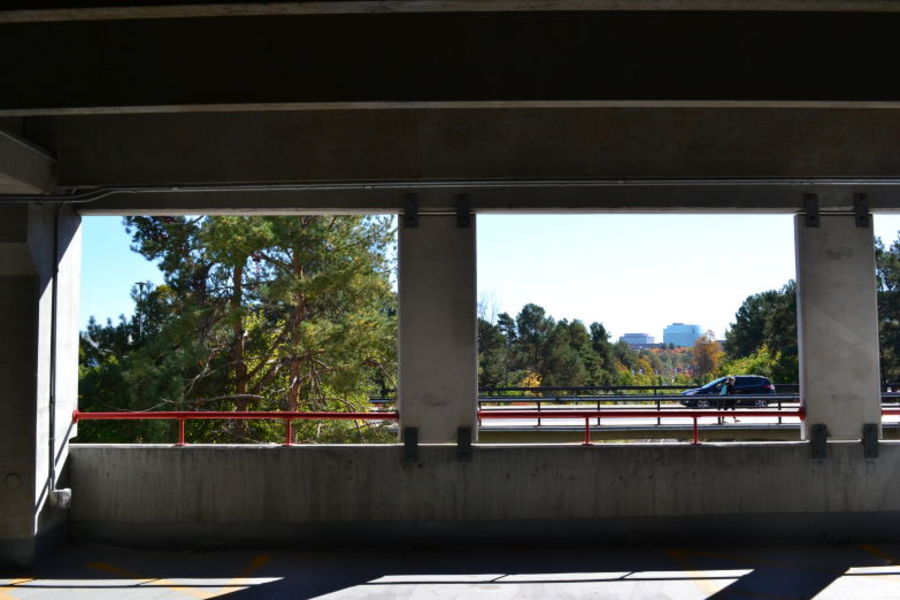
[40, 180, 900, 216]
[20, 107, 900, 214]
[796, 214, 881, 441]
[6, 1, 900, 24]
[4, 12, 900, 114]
[398, 215, 477, 444]
[0, 129, 55, 194]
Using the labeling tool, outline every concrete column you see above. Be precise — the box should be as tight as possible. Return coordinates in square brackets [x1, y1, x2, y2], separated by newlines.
[0, 204, 81, 567]
[398, 214, 477, 444]
[795, 214, 881, 441]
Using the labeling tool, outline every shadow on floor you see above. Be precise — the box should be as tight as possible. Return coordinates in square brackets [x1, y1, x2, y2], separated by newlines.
[3, 540, 899, 599]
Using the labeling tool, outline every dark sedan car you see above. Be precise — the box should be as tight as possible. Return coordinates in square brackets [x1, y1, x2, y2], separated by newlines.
[680, 375, 776, 408]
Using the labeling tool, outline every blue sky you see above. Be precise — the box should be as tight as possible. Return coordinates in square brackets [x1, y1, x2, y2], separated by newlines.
[81, 214, 900, 341]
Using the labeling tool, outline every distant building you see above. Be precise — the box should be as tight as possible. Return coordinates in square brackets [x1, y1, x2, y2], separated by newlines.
[620, 333, 655, 346]
[663, 323, 703, 347]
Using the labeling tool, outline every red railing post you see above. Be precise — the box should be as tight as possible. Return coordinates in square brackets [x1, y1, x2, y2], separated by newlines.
[284, 418, 293, 446]
[692, 416, 699, 445]
[583, 416, 592, 446]
[177, 418, 186, 446]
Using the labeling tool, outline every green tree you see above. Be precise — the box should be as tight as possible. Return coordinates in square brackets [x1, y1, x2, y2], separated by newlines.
[877, 236, 900, 383]
[720, 344, 778, 379]
[478, 317, 510, 388]
[513, 303, 554, 376]
[477, 306, 622, 388]
[589, 322, 616, 384]
[541, 319, 594, 387]
[724, 281, 797, 382]
[79, 215, 397, 444]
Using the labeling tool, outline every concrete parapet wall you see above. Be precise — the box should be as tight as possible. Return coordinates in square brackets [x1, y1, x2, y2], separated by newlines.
[69, 443, 900, 547]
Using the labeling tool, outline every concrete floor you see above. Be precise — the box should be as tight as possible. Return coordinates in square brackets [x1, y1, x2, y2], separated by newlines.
[2, 541, 900, 599]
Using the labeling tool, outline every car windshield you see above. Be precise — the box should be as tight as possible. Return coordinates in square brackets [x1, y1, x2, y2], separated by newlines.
[699, 377, 727, 391]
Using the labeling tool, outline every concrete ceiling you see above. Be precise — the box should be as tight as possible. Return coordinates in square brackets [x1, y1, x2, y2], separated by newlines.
[3, 11, 900, 113]
[2, 3, 900, 212]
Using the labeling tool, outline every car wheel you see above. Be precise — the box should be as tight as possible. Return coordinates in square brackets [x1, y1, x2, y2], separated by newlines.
[754, 398, 768, 408]
[697, 399, 711, 408]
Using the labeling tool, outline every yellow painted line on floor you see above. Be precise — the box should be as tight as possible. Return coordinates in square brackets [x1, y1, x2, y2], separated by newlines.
[665, 549, 723, 596]
[87, 562, 214, 599]
[215, 554, 272, 595]
[859, 544, 899, 565]
[665, 549, 813, 600]
[234, 555, 272, 581]
[0, 578, 33, 600]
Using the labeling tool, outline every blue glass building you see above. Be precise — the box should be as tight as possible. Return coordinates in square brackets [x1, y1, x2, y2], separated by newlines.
[663, 323, 703, 347]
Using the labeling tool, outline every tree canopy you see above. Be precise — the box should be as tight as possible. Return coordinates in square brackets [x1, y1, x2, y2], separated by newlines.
[723, 281, 797, 382]
[477, 304, 693, 389]
[79, 215, 397, 444]
[877, 236, 900, 383]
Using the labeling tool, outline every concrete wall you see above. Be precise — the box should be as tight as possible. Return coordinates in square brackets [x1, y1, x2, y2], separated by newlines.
[69, 443, 900, 547]
[0, 205, 80, 567]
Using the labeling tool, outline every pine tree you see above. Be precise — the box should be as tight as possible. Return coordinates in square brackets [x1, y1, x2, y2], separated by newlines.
[78, 215, 397, 444]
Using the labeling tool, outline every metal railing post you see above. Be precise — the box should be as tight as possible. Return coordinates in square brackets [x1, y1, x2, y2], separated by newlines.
[177, 418, 186, 446]
[284, 418, 293, 446]
[583, 416, 592, 446]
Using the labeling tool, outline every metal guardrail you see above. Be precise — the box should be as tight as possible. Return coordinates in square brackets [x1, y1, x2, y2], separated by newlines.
[72, 409, 399, 446]
[474, 394, 799, 425]
[72, 399, 900, 446]
[478, 385, 696, 395]
[468, 394, 799, 426]
[371, 384, 900, 402]
[374, 384, 812, 399]
[74, 406, 804, 446]
[477, 407, 807, 445]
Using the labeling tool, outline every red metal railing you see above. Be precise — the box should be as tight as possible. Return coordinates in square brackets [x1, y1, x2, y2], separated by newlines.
[72, 409, 399, 446]
[74, 405, 900, 446]
[477, 408, 808, 445]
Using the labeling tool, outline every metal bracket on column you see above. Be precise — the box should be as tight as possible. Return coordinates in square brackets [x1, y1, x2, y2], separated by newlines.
[863, 423, 879, 458]
[854, 193, 871, 228]
[455, 194, 471, 228]
[803, 193, 820, 228]
[457, 426, 473, 461]
[810, 424, 828, 459]
[403, 194, 418, 228]
[403, 427, 418, 463]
